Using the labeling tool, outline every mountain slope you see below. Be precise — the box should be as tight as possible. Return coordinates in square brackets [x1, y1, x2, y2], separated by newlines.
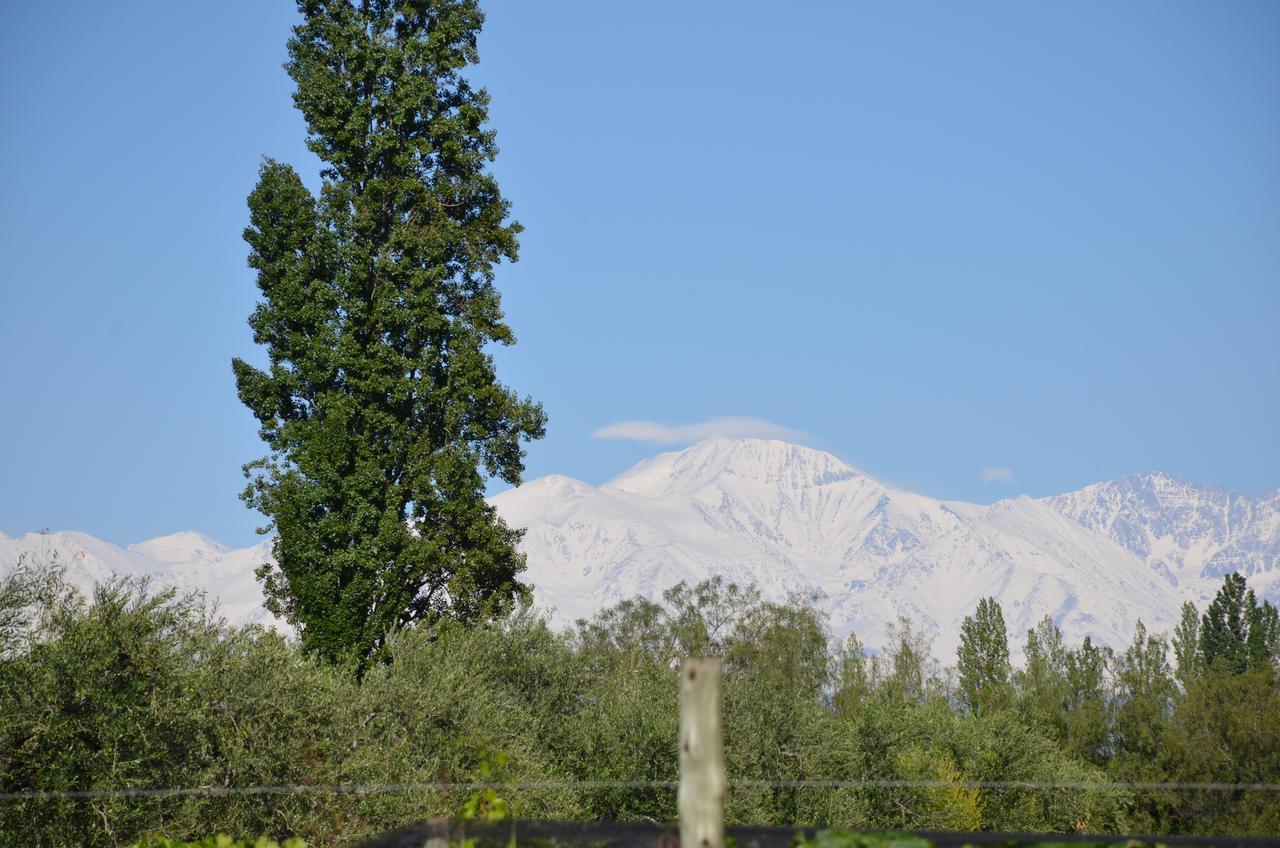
[1045, 473, 1280, 583]
[496, 439, 1200, 656]
[0, 529, 280, 629]
[3, 438, 1276, 659]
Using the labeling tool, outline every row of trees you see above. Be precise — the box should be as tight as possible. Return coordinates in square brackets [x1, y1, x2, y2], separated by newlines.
[950, 572, 1280, 724]
[2, 558, 1277, 845]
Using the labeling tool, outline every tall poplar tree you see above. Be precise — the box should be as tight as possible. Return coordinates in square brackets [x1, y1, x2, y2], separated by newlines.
[1016, 615, 1069, 738]
[233, 0, 546, 665]
[1171, 601, 1202, 692]
[1063, 636, 1112, 766]
[956, 596, 1012, 714]
[1200, 572, 1250, 674]
[1110, 621, 1174, 776]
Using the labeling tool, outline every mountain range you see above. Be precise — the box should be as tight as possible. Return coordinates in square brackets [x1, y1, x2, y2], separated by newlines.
[4, 438, 1277, 659]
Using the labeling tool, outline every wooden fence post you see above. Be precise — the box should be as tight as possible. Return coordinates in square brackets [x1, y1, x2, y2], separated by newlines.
[679, 657, 725, 848]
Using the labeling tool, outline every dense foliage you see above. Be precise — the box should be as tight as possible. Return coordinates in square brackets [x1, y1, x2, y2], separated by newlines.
[791, 832, 1177, 848]
[1, 559, 1277, 847]
[119, 829, 1204, 848]
[130, 838, 305, 848]
[232, 0, 545, 667]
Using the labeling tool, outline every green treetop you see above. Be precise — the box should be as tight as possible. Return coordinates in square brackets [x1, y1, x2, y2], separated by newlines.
[1063, 636, 1112, 766]
[1245, 591, 1280, 669]
[956, 596, 1012, 714]
[1200, 573, 1250, 674]
[1110, 620, 1175, 777]
[1016, 615, 1069, 738]
[1199, 572, 1279, 675]
[1171, 601, 1202, 692]
[233, 0, 545, 666]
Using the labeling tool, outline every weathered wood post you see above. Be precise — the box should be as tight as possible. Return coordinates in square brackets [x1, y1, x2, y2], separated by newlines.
[679, 658, 726, 848]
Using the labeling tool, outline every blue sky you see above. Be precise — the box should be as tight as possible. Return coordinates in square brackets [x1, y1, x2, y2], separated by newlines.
[2, 1, 1277, 548]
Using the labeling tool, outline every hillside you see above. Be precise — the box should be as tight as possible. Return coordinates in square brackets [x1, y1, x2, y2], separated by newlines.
[4, 438, 1277, 657]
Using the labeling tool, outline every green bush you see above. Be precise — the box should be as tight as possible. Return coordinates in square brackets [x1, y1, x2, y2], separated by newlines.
[129, 837, 306, 848]
[1, 564, 1276, 846]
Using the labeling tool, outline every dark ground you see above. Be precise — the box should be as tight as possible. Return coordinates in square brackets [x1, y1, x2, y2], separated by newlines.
[355, 820, 1280, 848]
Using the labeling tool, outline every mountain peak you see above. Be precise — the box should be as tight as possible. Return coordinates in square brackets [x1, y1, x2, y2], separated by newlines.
[603, 438, 864, 497]
[5, 442, 1278, 660]
[493, 439, 1280, 658]
[129, 531, 228, 563]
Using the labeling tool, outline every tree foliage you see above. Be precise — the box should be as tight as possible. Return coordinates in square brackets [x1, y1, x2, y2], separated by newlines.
[1198, 572, 1279, 675]
[232, 0, 545, 665]
[1171, 601, 1202, 692]
[1015, 615, 1069, 739]
[1063, 636, 1112, 767]
[5, 566, 1279, 844]
[1110, 622, 1175, 784]
[956, 596, 1012, 714]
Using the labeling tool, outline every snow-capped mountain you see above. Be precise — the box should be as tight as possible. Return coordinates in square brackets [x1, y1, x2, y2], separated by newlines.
[495, 438, 1279, 657]
[1045, 473, 1280, 585]
[3, 438, 1276, 659]
[0, 529, 280, 630]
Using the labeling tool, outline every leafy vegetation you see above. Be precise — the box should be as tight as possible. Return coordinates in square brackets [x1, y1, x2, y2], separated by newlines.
[233, 0, 545, 669]
[1, 559, 1277, 846]
[121, 830, 1194, 848]
[792, 831, 932, 848]
[791, 833, 1178, 848]
[129, 837, 306, 848]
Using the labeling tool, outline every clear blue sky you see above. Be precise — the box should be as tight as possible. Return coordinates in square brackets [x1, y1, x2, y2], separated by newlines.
[2, 1, 1277, 547]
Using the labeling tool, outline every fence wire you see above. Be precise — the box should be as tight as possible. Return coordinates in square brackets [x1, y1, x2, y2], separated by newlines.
[3, 778, 1278, 803]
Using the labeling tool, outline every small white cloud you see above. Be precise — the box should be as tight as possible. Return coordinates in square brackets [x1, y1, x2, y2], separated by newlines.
[592, 416, 806, 445]
[980, 467, 1016, 483]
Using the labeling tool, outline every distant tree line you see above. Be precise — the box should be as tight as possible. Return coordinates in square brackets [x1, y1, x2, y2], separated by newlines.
[2, 556, 1277, 846]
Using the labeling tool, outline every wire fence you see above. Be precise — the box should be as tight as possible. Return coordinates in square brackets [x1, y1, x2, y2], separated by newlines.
[3, 778, 1279, 803]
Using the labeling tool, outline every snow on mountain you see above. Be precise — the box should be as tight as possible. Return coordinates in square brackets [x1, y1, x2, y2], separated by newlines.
[0, 530, 282, 630]
[1043, 472, 1280, 615]
[128, 531, 229, 563]
[2, 438, 1275, 660]
[497, 439, 1192, 657]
